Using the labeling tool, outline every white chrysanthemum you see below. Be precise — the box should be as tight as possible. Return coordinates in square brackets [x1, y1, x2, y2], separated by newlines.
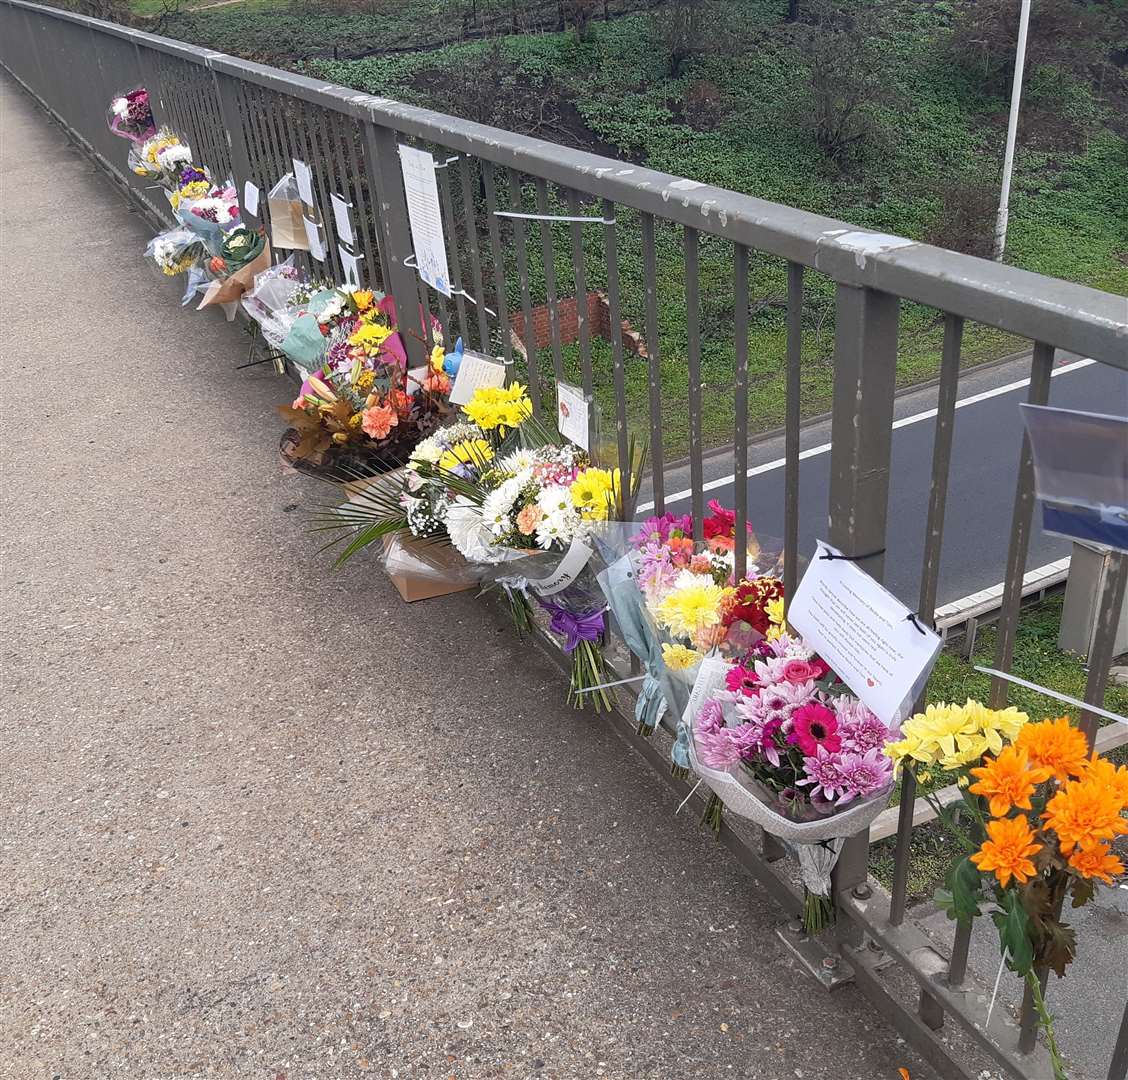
[446, 500, 498, 563]
[111, 97, 129, 118]
[499, 448, 537, 474]
[536, 484, 574, 518]
[157, 144, 191, 166]
[481, 477, 523, 537]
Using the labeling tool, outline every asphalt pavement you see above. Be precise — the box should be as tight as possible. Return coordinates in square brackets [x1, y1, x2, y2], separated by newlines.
[638, 355, 1128, 609]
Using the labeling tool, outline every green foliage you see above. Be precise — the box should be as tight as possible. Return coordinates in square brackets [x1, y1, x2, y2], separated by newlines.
[936, 855, 982, 926]
[993, 889, 1035, 976]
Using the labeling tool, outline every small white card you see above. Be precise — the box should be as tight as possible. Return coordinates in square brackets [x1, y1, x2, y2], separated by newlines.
[243, 180, 259, 217]
[292, 157, 314, 206]
[330, 192, 355, 246]
[448, 350, 507, 406]
[303, 216, 325, 262]
[406, 365, 430, 392]
[339, 244, 363, 287]
[556, 381, 591, 450]
[788, 540, 942, 725]
[525, 539, 594, 596]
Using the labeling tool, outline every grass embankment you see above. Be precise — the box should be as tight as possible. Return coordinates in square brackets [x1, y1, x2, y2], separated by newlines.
[871, 593, 1128, 903]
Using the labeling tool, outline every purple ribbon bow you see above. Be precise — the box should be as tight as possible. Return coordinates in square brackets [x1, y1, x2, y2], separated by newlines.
[537, 600, 606, 653]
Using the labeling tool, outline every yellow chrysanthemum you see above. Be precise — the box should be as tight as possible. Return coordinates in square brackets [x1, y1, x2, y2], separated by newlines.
[570, 467, 619, 522]
[883, 699, 1030, 774]
[437, 438, 493, 473]
[169, 179, 209, 209]
[960, 699, 1028, 755]
[655, 580, 728, 638]
[351, 289, 375, 312]
[349, 322, 393, 353]
[354, 369, 376, 391]
[662, 643, 702, 671]
[462, 384, 533, 432]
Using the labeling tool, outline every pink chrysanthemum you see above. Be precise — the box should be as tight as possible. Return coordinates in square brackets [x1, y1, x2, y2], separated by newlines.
[834, 747, 893, 805]
[797, 744, 850, 803]
[836, 700, 892, 754]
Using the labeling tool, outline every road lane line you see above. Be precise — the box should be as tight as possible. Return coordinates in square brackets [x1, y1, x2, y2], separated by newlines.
[636, 357, 1097, 513]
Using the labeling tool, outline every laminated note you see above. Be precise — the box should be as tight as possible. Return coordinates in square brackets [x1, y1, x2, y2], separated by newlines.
[330, 193, 355, 247]
[243, 180, 259, 217]
[339, 244, 363, 287]
[303, 216, 325, 262]
[292, 157, 314, 205]
[448, 350, 506, 406]
[398, 144, 452, 297]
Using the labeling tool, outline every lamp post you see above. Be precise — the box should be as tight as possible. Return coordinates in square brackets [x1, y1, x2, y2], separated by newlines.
[993, 0, 1033, 261]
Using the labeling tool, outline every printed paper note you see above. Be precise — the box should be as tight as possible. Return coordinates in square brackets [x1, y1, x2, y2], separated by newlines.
[339, 244, 363, 287]
[303, 216, 325, 262]
[331, 192, 355, 246]
[556, 381, 591, 450]
[292, 157, 314, 205]
[243, 181, 259, 217]
[448, 350, 506, 406]
[787, 541, 942, 725]
[398, 144, 452, 297]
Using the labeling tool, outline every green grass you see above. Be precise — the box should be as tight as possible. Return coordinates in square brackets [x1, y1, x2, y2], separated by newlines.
[870, 593, 1128, 904]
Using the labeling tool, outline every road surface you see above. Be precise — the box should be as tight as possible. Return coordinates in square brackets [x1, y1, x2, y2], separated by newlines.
[638, 353, 1128, 609]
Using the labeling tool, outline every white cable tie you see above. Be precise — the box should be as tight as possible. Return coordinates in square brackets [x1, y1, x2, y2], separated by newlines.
[493, 210, 616, 226]
[985, 948, 1009, 1030]
[403, 254, 418, 269]
[676, 779, 704, 815]
[975, 666, 1128, 725]
[433, 156, 461, 170]
[573, 674, 647, 695]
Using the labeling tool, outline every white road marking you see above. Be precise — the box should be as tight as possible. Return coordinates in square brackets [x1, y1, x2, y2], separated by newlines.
[637, 357, 1097, 513]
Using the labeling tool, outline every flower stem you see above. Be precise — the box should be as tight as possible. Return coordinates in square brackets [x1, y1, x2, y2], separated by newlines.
[803, 889, 834, 936]
[702, 792, 724, 836]
[1026, 971, 1068, 1080]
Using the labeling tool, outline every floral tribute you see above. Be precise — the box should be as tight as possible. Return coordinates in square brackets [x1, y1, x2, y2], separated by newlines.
[278, 287, 449, 476]
[107, 87, 156, 143]
[690, 631, 897, 931]
[886, 706, 1128, 1077]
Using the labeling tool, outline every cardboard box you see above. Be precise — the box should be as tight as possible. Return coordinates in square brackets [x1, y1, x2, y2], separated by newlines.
[382, 531, 481, 603]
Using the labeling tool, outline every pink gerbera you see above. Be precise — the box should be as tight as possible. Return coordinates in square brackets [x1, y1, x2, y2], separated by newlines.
[724, 664, 760, 697]
[788, 702, 841, 756]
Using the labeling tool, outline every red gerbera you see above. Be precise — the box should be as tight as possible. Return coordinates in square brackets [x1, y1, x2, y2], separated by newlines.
[789, 702, 841, 756]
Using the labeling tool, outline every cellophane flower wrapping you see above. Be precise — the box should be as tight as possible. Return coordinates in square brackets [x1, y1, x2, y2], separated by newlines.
[241, 258, 305, 347]
[685, 635, 899, 932]
[107, 87, 156, 143]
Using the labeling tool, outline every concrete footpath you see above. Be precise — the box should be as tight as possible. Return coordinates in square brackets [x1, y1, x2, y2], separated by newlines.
[2, 79, 934, 1079]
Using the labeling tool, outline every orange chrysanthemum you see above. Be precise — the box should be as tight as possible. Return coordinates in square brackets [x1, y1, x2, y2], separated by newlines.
[969, 745, 1051, 818]
[1043, 777, 1128, 853]
[1014, 717, 1089, 784]
[1067, 839, 1124, 884]
[970, 815, 1043, 887]
[1080, 755, 1128, 806]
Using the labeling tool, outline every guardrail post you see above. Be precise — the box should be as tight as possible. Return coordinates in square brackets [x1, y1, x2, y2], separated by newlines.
[826, 283, 899, 933]
[209, 66, 256, 217]
[361, 120, 427, 368]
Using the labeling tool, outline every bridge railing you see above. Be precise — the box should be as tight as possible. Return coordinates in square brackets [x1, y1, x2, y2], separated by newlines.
[4, 3, 1126, 1076]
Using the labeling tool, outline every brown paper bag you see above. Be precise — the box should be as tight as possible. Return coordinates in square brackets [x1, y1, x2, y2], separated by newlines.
[198, 243, 273, 312]
[267, 196, 309, 251]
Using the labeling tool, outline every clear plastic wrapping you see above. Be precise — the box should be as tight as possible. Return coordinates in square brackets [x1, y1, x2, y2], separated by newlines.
[267, 173, 310, 251]
[107, 86, 156, 143]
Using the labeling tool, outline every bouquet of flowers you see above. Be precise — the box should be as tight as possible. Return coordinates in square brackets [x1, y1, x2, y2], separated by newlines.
[688, 632, 898, 932]
[129, 128, 197, 189]
[107, 87, 156, 143]
[277, 288, 449, 479]
[196, 225, 271, 316]
[241, 259, 306, 348]
[886, 707, 1127, 1076]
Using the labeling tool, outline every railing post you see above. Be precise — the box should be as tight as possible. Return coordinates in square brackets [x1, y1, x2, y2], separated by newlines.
[361, 120, 428, 368]
[826, 283, 899, 922]
[210, 66, 255, 208]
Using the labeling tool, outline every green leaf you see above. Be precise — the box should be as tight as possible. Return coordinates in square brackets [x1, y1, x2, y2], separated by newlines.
[1039, 917, 1077, 979]
[992, 893, 1034, 977]
[1069, 876, 1095, 909]
[939, 856, 982, 926]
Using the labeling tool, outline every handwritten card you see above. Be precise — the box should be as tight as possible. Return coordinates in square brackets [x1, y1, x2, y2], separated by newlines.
[330, 193, 355, 247]
[243, 180, 259, 217]
[787, 541, 942, 725]
[292, 157, 314, 206]
[339, 244, 363, 287]
[398, 144, 452, 297]
[449, 349, 506, 406]
[556, 381, 591, 450]
[303, 216, 325, 262]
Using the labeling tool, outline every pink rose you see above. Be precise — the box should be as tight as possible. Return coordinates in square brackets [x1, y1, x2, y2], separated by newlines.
[782, 659, 820, 685]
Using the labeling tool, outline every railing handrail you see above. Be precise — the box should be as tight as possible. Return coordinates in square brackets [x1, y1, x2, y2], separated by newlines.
[7, 0, 1125, 364]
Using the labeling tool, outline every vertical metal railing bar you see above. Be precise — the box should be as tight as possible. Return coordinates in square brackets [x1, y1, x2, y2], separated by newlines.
[685, 227, 704, 536]
[482, 161, 513, 368]
[507, 167, 540, 413]
[240, 84, 280, 247]
[603, 198, 631, 494]
[887, 312, 965, 932]
[989, 341, 1055, 708]
[211, 71, 255, 240]
[732, 244, 750, 583]
[437, 164, 469, 345]
[292, 101, 341, 282]
[535, 177, 564, 381]
[640, 211, 664, 515]
[1078, 553, 1128, 747]
[340, 114, 388, 292]
[783, 262, 804, 612]
[566, 187, 594, 399]
[458, 156, 491, 350]
[307, 105, 348, 283]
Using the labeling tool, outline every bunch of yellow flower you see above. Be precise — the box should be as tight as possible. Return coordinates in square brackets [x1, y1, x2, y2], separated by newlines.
[655, 578, 734, 644]
[662, 643, 702, 670]
[168, 180, 209, 209]
[348, 321, 393, 356]
[569, 467, 619, 522]
[437, 438, 493, 473]
[883, 699, 1029, 775]
[462, 384, 533, 433]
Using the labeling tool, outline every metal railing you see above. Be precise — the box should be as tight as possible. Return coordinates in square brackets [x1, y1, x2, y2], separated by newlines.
[3, 3, 1126, 1076]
